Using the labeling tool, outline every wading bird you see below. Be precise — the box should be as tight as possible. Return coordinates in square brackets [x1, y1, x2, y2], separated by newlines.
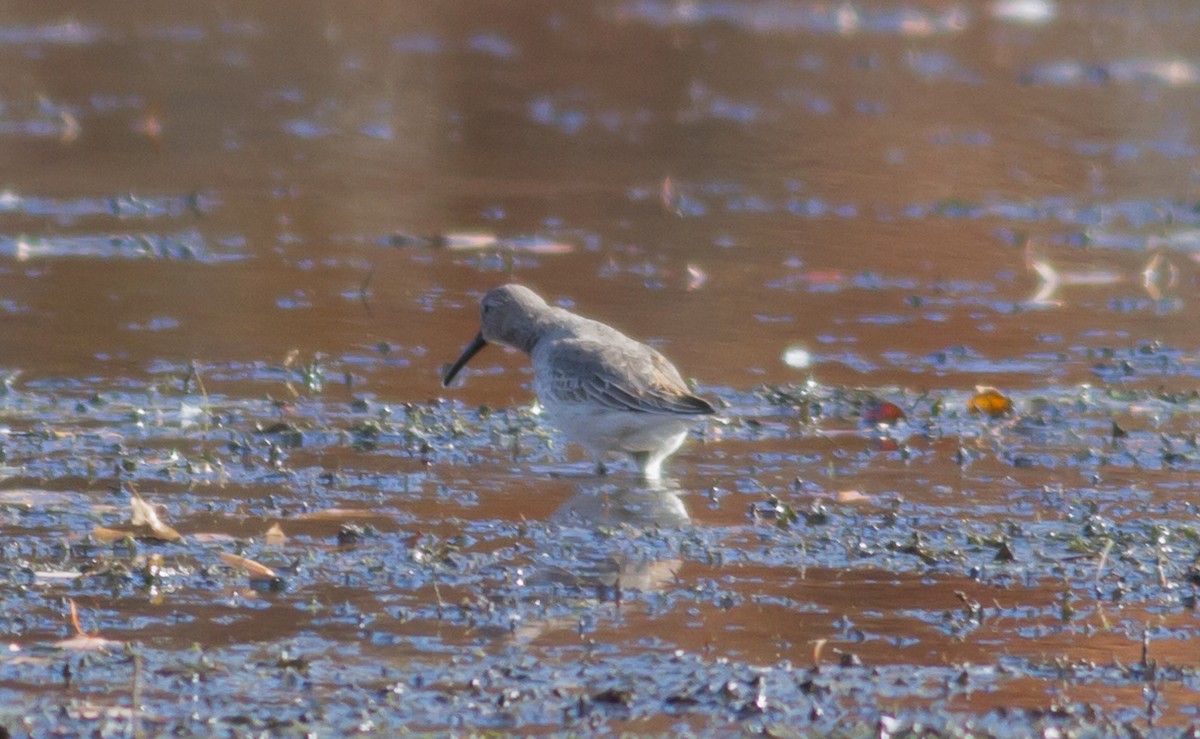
[442, 284, 715, 480]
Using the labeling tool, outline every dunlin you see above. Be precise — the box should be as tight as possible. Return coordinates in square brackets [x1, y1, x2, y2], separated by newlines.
[442, 284, 715, 479]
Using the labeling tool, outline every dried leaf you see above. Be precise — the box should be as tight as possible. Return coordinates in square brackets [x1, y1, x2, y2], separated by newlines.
[33, 570, 83, 581]
[661, 175, 680, 215]
[293, 507, 390, 522]
[805, 270, 846, 286]
[861, 398, 905, 426]
[811, 638, 827, 664]
[813, 428, 861, 439]
[506, 237, 574, 254]
[1028, 259, 1060, 305]
[873, 437, 901, 453]
[386, 230, 503, 251]
[53, 633, 121, 651]
[138, 111, 163, 150]
[0, 489, 79, 508]
[92, 525, 132, 543]
[968, 386, 1013, 418]
[440, 231, 498, 251]
[835, 490, 869, 503]
[189, 532, 237, 543]
[219, 552, 277, 580]
[53, 600, 119, 651]
[129, 491, 155, 525]
[59, 111, 81, 144]
[129, 491, 182, 542]
[263, 522, 286, 546]
[69, 599, 85, 636]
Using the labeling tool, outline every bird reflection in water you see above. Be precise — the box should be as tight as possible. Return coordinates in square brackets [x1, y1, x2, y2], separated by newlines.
[507, 478, 690, 645]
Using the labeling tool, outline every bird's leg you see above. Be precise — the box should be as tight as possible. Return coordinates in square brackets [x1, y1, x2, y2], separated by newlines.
[631, 450, 663, 481]
[591, 453, 609, 476]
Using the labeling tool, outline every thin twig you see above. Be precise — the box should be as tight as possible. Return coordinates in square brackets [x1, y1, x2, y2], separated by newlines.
[359, 264, 376, 317]
[1094, 538, 1114, 586]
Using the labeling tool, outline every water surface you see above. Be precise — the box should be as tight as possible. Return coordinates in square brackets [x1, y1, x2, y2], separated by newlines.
[3, 1, 1200, 734]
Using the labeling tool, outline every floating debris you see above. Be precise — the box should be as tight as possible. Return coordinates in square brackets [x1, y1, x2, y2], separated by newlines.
[52, 600, 121, 652]
[383, 231, 573, 254]
[989, 0, 1056, 25]
[860, 397, 906, 426]
[263, 522, 286, 546]
[129, 489, 182, 542]
[218, 552, 279, 582]
[968, 386, 1014, 418]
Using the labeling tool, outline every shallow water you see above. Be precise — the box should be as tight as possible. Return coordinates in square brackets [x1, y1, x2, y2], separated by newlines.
[3, 0, 1200, 734]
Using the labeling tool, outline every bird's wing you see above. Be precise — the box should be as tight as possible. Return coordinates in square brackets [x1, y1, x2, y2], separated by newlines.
[541, 338, 715, 416]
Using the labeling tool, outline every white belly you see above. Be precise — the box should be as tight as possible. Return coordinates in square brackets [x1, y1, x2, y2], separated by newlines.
[539, 397, 691, 457]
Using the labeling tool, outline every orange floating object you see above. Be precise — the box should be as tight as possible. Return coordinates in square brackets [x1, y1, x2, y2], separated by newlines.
[968, 386, 1013, 418]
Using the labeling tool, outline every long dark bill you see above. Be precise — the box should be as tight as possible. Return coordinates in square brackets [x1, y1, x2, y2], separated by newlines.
[442, 332, 488, 386]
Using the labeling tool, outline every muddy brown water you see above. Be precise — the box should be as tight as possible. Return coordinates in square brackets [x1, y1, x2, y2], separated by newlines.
[3, 1, 1200, 734]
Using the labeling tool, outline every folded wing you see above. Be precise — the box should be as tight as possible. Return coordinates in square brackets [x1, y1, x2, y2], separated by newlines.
[542, 338, 715, 416]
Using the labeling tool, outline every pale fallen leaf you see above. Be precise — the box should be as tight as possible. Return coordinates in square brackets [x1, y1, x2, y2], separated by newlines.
[0, 489, 80, 508]
[219, 552, 277, 580]
[53, 634, 121, 651]
[63, 703, 136, 722]
[441, 231, 499, 251]
[835, 490, 869, 503]
[59, 111, 81, 144]
[1141, 252, 1178, 301]
[263, 522, 286, 546]
[293, 507, 391, 522]
[5, 652, 55, 666]
[33, 570, 83, 581]
[661, 175, 681, 215]
[92, 525, 133, 543]
[128, 491, 156, 525]
[989, 0, 1056, 25]
[129, 490, 182, 542]
[189, 532, 237, 543]
[813, 428, 862, 439]
[505, 237, 574, 254]
[1060, 264, 1124, 285]
[178, 402, 204, 426]
[811, 638, 827, 664]
[1027, 259, 1060, 305]
[53, 600, 120, 652]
